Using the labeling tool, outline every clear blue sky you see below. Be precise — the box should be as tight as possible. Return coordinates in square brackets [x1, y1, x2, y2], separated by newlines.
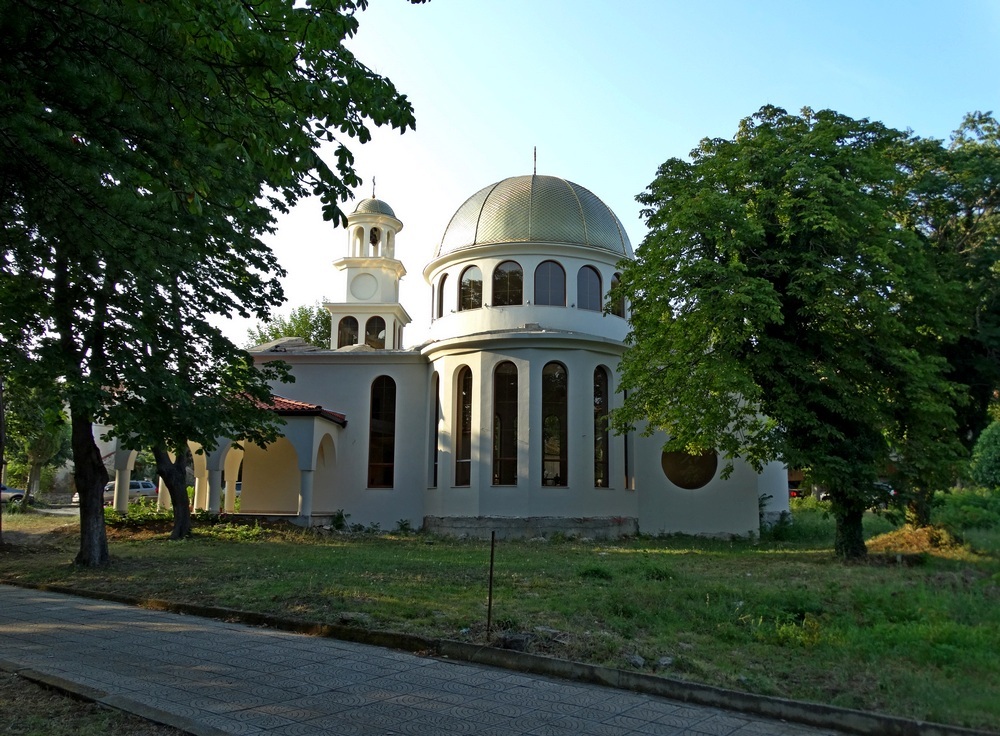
[233, 0, 1000, 345]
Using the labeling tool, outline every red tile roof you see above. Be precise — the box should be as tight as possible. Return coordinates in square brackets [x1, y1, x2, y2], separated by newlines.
[259, 395, 347, 427]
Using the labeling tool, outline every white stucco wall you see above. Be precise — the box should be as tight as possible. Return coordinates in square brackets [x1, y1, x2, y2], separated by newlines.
[255, 351, 429, 529]
[633, 431, 772, 537]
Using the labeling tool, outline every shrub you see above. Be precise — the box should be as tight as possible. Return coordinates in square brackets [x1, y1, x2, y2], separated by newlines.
[934, 487, 1000, 532]
[970, 421, 1000, 488]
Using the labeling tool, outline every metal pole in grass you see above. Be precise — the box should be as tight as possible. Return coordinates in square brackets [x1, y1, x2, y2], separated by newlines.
[486, 530, 496, 641]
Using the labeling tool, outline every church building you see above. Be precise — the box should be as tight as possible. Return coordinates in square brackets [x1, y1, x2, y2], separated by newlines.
[232, 174, 788, 536]
[219, 174, 788, 538]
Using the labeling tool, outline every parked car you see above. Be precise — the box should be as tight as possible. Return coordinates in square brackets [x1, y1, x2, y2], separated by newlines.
[819, 482, 896, 508]
[0, 484, 31, 504]
[71, 480, 158, 506]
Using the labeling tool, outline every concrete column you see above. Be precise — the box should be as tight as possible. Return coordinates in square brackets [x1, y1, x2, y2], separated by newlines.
[207, 469, 222, 516]
[113, 468, 132, 514]
[297, 469, 314, 525]
[193, 477, 207, 511]
[157, 478, 172, 510]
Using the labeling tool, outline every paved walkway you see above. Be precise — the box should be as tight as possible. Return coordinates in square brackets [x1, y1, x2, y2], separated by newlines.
[0, 585, 845, 736]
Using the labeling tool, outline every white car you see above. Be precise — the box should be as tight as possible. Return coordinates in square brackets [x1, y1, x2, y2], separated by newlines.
[71, 480, 158, 505]
[0, 484, 31, 504]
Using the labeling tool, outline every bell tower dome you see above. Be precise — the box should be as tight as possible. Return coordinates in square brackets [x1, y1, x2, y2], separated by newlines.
[324, 197, 411, 350]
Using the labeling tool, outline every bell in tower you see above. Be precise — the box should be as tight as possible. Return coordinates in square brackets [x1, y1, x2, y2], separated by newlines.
[324, 196, 411, 351]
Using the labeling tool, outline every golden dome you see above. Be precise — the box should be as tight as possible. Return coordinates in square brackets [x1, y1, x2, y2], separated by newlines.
[437, 175, 632, 258]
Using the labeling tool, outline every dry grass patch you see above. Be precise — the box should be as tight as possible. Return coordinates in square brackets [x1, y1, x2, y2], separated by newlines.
[0, 671, 181, 736]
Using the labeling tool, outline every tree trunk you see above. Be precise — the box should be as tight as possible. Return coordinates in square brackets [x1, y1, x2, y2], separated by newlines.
[152, 446, 191, 540]
[833, 501, 867, 560]
[71, 411, 109, 566]
[1, 375, 5, 545]
[905, 489, 933, 528]
[27, 462, 42, 500]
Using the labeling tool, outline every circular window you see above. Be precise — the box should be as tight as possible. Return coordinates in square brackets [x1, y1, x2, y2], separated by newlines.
[350, 273, 378, 300]
[661, 449, 718, 490]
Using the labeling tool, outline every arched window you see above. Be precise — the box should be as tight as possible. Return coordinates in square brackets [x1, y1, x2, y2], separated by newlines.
[369, 226, 381, 257]
[594, 366, 610, 487]
[456, 367, 473, 486]
[365, 316, 385, 349]
[492, 261, 523, 306]
[534, 261, 565, 306]
[609, 272, 625, 317]
[430, 373, 440, 488]
[577, 266, 602, 311]
[368, 376, 396, 487]
[542, 362, 567, 486]
[492, 362, 518, 485]
[337, 317, 358, 348]
[459, 266, 482, 311]
[436, 273, 449, 319]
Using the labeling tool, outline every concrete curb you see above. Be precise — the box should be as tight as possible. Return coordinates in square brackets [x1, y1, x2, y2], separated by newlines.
[8, 581, 998, 736]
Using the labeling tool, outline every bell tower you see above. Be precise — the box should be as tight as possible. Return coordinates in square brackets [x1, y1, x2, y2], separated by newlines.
[325, 198, 411, 350]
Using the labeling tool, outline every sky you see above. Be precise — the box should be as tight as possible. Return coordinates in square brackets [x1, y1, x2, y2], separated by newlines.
[227, 0, 1000, 346]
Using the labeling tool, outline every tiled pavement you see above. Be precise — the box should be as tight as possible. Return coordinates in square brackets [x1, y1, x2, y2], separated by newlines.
[0, 585, 846, 736]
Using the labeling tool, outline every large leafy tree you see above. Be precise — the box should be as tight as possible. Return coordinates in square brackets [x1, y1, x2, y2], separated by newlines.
[614, 106, 962, 559]
[0, 0, 416, 564]
[246, 302, 334, 349]
[894, 113, 1000, 522]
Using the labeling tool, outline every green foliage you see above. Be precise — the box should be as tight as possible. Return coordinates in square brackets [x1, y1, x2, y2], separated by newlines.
[613, 106, 979, 559]
[331, 509, 350, 531]
[246, 303, 333, 349]
[200, 521, 267, 542]
[0, 0, 416, 563]
[104, 499, 172, 527]
[394, 518, 412, 534]
[934, 487, 1000, 531]
[577, 565, 614, 581]
[2, 375, 72, 496]
[970, 421, 1000, 488]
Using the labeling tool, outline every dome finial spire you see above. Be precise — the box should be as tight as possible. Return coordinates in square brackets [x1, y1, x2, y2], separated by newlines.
[372, 177, 376, 199]
[533, 147, 537, 175]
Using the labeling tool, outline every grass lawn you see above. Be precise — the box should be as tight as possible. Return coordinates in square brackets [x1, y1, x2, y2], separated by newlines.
[1, 494, 998, 732]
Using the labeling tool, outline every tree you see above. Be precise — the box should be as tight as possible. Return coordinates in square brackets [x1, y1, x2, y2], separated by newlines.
[613, 106, 961, 559]
[970, 421, 1000, 488]
[2, 375, 72, 499]
[0, 1, 416, 564]
[246, 303, 333, 349]
[891, 113, 1000, 522]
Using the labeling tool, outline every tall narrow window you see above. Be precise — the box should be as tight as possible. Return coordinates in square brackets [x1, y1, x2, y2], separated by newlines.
[623, 387, 630, 489]
[369, 226, 381, 257]
[492, 261, 523, 306]
[368, 376, 396, 487]
[534, 261, 565, 306]
[337, 317, 358, 348]
[437, 274, 449, 318]
[459, 266, 483, 311]
[365, 316, 385, 349]
[430, 374, 440, 487]
[610, 272, 626, 317]
[492, 362, 518, 485]
[594, 367, 610, 487]
[577, 266, 602, 311]
[456, 367, 473, 486]
[542, 362, 568, 486]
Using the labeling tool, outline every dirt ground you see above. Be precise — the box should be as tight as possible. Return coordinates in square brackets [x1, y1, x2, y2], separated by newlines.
[0, 671, 183, 736]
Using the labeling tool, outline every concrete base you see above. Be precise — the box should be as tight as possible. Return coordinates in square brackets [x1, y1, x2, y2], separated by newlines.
[423, 515, 639, 540]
